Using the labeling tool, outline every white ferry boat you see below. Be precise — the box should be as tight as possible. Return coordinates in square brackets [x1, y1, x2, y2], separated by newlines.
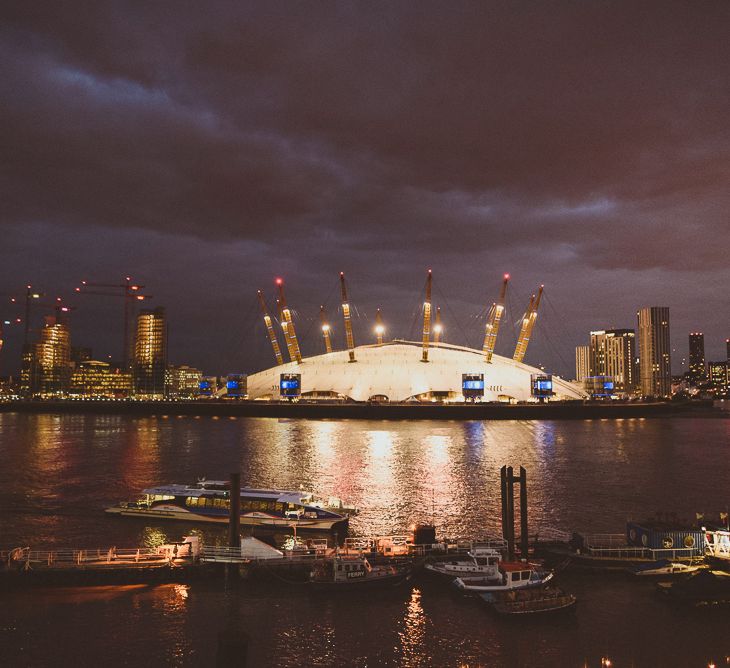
[424, 545, 502, 579]
[105, 480, 350, 530]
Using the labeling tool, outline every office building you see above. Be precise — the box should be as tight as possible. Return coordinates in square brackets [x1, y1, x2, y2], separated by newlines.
[70, 360, 133, 398]
[605, 329, 637, 394]
[589, 330, 608, 376]
[575, 345, 590, 383]
[708, 361, 729, 394]
[637, 307, 671, 397]
[133, 307, 167, 399]
[19, 316, 73, 397]
[166, 365, 202, 399]
[688, 333, 706, 384]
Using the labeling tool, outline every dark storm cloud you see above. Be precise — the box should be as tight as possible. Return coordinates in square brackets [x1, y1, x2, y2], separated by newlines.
[1, 2, 729, 373]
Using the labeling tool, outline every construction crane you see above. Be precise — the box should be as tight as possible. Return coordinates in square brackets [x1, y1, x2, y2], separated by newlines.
[340, 272, 356, 362]
[421, 269, 433, 362]
[483, 274, 510, 363]
[433, 307, 442, 344]
[257, 290, 284, 366]
[276, 279, 302, 364]
[74, 277, 151, 369]
[319, 305, 333, 353]
[374, 308, 385, 344]
[513, 285, 544, 363]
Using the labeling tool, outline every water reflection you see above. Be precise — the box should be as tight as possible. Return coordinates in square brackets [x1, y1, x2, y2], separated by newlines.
[397, 587, 427, 667]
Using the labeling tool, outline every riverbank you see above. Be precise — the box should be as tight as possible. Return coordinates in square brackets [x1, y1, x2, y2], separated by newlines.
[0, 398, 718, 420]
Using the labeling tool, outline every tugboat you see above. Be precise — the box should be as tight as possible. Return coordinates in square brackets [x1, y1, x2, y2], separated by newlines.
[481, 586, 577, 616]
[309, 554, 411, 590]
[454, 561, 553, 593]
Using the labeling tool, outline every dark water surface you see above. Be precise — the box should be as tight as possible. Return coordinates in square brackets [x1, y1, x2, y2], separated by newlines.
[1, 413, 729, 667]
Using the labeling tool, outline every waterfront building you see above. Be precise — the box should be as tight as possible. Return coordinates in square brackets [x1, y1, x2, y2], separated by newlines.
[637, 307, 671, 397]
[605, 329, 637, 394]
[688, 333, 706, 384]
[133, 307, 167, 399]
[166, 365, 202, 399]
[70, 360, 133, 398]
[589, 330, 608, 376]
[19, 316, 73, 397]
[225, 374, 247, 398]
[575, 345, 590, 383]
[708, 361, 729, 394]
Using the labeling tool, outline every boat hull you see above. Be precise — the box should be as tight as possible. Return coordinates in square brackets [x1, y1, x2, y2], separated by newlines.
[105, 505, 347, 531]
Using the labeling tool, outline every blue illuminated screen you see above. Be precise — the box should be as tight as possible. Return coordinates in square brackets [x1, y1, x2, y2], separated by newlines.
[535, 380, 552, 391]
[227, 381, 239, 389]
[199, 381, 212, 390]
[463, 380, 485, 390]
[280, 380, 300, 389]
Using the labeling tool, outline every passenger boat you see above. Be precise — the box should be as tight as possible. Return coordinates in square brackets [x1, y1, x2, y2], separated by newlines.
[309, 554, 411, 589]
[424, 545, 502, 579]
[629, 559, 703, 576]
[454, 561, 553, 593]
[481, 586, 577, 615]
[105, 480, 350, 530]
[704, 528, 730, 569]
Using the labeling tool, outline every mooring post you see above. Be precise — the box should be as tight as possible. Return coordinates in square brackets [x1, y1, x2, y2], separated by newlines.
[226, 472, 241, 582]
[228, 472, 241, 547]
[519, 466, 529, 560]
[506, 465, 515, 560]
[500, 466, 508, 544]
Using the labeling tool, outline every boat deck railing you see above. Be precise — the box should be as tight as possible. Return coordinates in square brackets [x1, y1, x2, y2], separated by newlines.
[2, 546, 189, 569]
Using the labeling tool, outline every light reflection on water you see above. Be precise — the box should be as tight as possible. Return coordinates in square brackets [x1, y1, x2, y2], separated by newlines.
[2, 413, 730, 666]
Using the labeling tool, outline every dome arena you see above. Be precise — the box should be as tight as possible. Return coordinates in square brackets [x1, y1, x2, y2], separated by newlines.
[246, 340, 586, 402]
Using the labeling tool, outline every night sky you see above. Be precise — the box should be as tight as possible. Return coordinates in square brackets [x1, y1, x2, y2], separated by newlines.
[1, 2, 728, 378]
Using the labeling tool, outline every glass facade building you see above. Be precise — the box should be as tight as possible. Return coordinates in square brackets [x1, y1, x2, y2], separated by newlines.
[637, 307, 671, 397]
[133, 307, 167, 399]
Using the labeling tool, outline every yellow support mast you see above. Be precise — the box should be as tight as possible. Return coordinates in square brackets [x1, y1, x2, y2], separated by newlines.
[483, 274, 509, 363]
[513, 285, 543, 363]
[340, 272, 356, 362]
[375, 308, 385, 344]
[320, 305, 333, 353]
[276, 298, 295, 363]
[276, 279, 302, 364]
[256, 290, 284, 366]
[421, 269, 433, 362]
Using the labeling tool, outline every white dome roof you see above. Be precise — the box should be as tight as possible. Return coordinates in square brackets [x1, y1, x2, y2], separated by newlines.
[246, 340, 586, 402]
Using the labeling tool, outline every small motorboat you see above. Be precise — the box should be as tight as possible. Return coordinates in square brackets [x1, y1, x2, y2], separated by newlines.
[424, 546, 502, 579]
[629, 559, 703, 576]
[481, 586, 577, 615]
[454, 561, 553, 593]
[309, 554, 411, 590]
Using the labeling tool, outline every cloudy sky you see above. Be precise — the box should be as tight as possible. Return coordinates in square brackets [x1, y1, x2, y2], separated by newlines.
[1, 2, 728, 377]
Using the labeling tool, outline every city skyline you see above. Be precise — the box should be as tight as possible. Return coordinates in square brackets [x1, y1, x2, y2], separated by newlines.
[1, 3, 729, 376]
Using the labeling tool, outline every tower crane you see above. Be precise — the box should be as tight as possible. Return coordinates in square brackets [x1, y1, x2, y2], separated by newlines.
[421, 270, 433, 362]
[256, 290, 284, 366]
[433, 307, 443, 344]
[320, 305, 333, 353]
[74, 277, 151, 369]
[340, 272, 356, 362]
[513, 285, 543, 364]
[276, 279, 302, 364]
[375, 308, 385, 345]
[483, 274, 509, 363]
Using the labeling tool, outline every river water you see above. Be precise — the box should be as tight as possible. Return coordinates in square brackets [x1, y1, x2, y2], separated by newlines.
[1, 413, 729, 667]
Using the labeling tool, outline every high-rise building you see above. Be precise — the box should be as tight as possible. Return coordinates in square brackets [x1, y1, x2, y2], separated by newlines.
[605, 329, 637, 393]
[575, 345, 590, 383]
[726, 338, 730, 362]
[637, 307, 671, 397]
[688, 333, 706, 384]
[133, 307, 167, 399]
[19, 316, 73, 397]
[589, 331, 608, 376]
